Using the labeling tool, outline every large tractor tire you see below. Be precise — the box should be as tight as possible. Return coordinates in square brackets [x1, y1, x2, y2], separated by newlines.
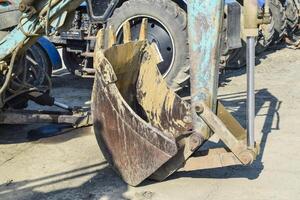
[285, 0, 299, 41]
[5, 44, 52, 109]
[285, 0, 299, 37]
[107, 0, 189, 92]
[270, 0, 287, 43]
[256, 18, 276, 53]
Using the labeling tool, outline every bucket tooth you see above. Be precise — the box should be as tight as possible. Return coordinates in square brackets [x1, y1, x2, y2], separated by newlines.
[139, 18, 148, 41]
[95, 29, 105, 50]
[107, 25, 116, 48]
[123, 21, 132, 43]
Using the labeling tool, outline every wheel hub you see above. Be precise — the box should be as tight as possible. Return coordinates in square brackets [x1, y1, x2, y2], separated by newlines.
[117, 17, 174, 77]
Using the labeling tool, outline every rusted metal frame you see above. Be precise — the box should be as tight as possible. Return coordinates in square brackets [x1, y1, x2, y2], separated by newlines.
[0, 110, 92, 128]
[188, 0, 224, 140]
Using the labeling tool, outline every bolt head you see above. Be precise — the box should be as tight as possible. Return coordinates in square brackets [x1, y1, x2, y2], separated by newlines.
[195, 105, 204, 114]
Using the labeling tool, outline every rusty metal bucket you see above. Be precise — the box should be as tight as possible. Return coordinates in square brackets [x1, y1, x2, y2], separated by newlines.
[92, 40, 197, 186]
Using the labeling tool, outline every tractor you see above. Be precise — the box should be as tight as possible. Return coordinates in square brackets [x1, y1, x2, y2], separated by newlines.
[0, 0, 272, 186]
[50, 0, 245, 96]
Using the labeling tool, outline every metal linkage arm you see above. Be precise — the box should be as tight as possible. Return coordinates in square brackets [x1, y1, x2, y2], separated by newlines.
[195, 101, 258, 165]
[0, 110, 92, 128]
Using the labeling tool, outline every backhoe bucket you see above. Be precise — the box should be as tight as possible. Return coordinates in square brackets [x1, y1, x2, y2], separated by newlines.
[92, 16, 258, 186]
[92, 40, 194, 186]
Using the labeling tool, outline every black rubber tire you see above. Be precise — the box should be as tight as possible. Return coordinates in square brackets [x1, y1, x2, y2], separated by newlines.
[270, 0, 287, 43]
[5, 44, 52, 109]
[256, 17, 275, 54]
[33, 44, 53, 84]
[62, 47, 85, 75]
[225, 4, 277, 70]
[286, 0, 299, 30]
[107, 0, 189, 91]
[224, 47, 245, 69]
[285, 0, 299, 36]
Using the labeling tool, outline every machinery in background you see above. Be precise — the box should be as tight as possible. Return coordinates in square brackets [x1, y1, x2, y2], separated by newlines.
[226, 0, 300, 69]
[50, 0, 244, 96]
[51, 0, 300, 90]
[0, 0, 62, 108]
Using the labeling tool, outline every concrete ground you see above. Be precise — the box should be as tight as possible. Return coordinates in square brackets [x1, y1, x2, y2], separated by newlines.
[0, 46, 300, 200]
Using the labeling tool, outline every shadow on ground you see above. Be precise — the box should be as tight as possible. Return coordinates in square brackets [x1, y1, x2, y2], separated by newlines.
[169, 88, 281, 181]
[0, 162, 130, 200]
[0, 124, 92, 144]
[51, 71, 94, 89]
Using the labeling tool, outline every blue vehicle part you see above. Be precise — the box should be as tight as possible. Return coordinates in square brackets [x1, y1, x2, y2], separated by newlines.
[80, 1, 87, 7]
[37, 37, 62, 70]
[0, 0, 84, 61]
[188, 0, 224, 139]
[258, 0, 265, 8]
[224, 0, 238, 3]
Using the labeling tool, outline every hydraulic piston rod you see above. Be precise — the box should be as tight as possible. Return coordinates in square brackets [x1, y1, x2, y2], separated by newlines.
[244, 0, 259, 149]
[246, 37, 256, 149]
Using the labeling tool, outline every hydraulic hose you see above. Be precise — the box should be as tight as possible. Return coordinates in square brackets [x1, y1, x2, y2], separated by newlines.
[0, 46, 21, 97]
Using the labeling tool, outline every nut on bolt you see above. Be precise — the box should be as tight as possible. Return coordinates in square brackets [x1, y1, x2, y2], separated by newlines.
[189, 134, 203, 151]
[238, 150, 256, 165]
[195, 104, 204, 114]
[183, 115, 192, 124]
[0, 61, 8, 72]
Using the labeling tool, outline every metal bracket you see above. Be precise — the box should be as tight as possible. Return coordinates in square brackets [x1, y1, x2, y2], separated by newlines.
[195, 101, 258, 165]
[226, 1, 242, 50]
[0, 109, 92, 128]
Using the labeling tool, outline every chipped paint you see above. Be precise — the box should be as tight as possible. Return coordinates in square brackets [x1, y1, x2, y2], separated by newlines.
[188, 0, 224, 139]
